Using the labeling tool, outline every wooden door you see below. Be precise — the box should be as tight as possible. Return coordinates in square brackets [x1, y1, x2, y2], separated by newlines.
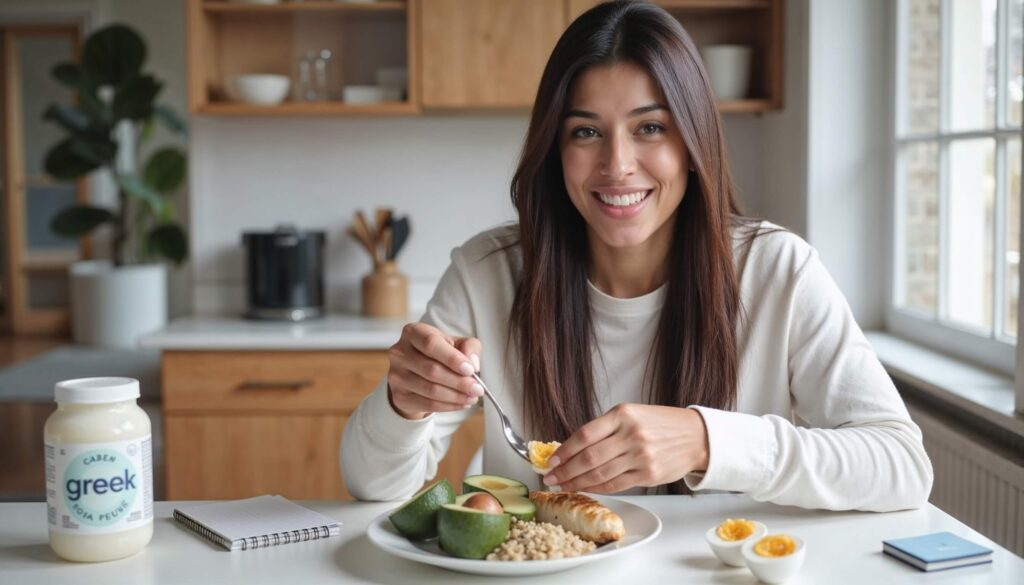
[420, 0, 567, 108]
[0, 24, 88, 335]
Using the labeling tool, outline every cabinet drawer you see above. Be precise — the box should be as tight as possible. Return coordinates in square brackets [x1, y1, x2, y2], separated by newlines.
[162, 351, 389, 414]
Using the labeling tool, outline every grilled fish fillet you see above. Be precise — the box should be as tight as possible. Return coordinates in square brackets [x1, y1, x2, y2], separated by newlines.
[529, 491, 625, 544]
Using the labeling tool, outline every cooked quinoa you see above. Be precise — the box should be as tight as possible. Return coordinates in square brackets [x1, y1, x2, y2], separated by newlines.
[486, 518, 597, 561]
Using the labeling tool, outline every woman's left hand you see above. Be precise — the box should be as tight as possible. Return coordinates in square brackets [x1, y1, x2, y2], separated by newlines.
[542, 404, 710, 493]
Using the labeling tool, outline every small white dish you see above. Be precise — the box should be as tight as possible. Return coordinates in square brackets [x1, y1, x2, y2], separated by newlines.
[225, 74, 290, 105]
[366, 494, 661, 576]
[741, 534, 806, 584]
[342, 85, 402, 104]
[705, 520, 767, 567]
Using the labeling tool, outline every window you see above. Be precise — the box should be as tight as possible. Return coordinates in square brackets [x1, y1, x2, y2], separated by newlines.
[892, 0, 1023, 374]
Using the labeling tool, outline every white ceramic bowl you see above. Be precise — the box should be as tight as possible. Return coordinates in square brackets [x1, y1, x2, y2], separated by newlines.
[705, 520, 767, 567]
[741, 534, 806, 584]
[226, 74, 291, 105]
[700, 44, 753, 100]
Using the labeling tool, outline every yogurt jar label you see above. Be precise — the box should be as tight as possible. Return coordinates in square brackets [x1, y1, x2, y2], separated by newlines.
[45, 437, 153, 534]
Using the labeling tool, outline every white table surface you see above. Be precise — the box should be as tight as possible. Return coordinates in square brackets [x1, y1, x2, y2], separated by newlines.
[1, 495, 1020, 584]
[137, 315, 406, 351]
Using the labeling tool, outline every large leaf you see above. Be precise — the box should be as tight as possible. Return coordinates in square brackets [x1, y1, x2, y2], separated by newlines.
[82, 25, 145, 87]
[44, 138, 115, 179]
[79, 91, 113, 127]
[143, 148, 186, 194]
[154, 104, 187, 135]
[43, 104, 107, 139]
[117, 173, 166, 217]
[51, 205, 114, 237]
[51, 62, 83, 88]
[139, 117, 155, 145]
[112, 74, 161, 121]
[146, 223, 188, 264]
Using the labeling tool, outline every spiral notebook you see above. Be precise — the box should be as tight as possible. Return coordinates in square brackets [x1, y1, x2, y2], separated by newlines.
[173, 495, 342, 551]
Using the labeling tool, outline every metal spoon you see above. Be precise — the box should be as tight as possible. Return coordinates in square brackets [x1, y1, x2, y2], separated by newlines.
[471, 372, 531, 463]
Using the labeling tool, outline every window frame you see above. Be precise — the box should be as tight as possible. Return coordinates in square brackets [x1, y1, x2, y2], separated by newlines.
[889, 0, 1022, 376]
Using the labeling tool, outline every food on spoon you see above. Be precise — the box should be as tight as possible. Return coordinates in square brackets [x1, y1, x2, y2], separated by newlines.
[753, 534, 798, 557]
[463, 474, 536, 521]
[527, 440, 561, 474]
[458, 492, 504, 515]
[529, 491, 625, 544]
[388, 478, 455, 540]
[436, 503, 512, 559]
[716, 518, 756, 541]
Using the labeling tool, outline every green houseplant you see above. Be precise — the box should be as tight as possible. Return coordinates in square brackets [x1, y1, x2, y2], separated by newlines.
[44, 23, 187, 265]
[43, 24, 188, 347]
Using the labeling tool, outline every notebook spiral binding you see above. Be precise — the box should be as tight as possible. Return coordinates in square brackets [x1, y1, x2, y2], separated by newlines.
[173, 509, 334, 551]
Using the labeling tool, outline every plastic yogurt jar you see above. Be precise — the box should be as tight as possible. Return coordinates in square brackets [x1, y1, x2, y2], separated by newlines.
[44, 377, 154, 562]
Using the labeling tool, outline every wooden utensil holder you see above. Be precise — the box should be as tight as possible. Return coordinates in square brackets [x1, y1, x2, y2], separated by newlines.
[362, 261, 408, 318]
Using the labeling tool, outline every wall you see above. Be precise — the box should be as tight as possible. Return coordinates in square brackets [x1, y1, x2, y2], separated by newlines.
[759, 0, 809, 237]
[805, 0, 891, 328]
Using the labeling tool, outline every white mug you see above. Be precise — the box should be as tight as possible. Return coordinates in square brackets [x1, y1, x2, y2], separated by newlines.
[700, 45, 753, 101]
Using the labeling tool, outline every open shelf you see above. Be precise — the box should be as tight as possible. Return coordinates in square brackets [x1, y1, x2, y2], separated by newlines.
[197, 100, 420, 116]
[657, 0, 773, 9]
[202, 1, 408, 13]
[188, 0, 417, 114]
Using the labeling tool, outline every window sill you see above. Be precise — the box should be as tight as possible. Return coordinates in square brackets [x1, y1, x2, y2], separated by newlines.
[864, 331, 1024, 440]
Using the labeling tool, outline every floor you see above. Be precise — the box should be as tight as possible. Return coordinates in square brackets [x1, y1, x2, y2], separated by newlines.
[0, 335, 165, 501]
[0, 335, 64, 500]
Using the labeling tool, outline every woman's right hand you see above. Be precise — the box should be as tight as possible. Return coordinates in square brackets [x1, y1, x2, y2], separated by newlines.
[386, 322, 484, 420]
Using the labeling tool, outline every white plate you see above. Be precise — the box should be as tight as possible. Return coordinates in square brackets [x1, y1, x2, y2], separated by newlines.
[366, 494, 662, 576]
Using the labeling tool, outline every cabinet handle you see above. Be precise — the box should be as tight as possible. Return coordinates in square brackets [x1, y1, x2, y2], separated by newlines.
[237, 379, 314, 391]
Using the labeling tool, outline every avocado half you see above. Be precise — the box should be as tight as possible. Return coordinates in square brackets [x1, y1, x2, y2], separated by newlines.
[462, 474, 536, 521]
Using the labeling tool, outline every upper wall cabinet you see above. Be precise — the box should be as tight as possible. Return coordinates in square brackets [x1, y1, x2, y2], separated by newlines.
[419, 0, 566, 109]
[569, 0, 784, 113]
[185, 0, 782, 116]
[186, 0, 419, 115]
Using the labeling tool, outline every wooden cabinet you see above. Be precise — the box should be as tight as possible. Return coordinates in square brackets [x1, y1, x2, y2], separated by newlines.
[419, 0, 566, 108]
[162, 350, 483, 500]
[569, 0, 784, 113]
[186, 0, 420, 115]
[185, 0, 783, 115]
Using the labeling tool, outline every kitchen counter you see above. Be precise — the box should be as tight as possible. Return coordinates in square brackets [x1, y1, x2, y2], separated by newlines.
[1, 495, 1020, 584]
[138, 315, 407, 351]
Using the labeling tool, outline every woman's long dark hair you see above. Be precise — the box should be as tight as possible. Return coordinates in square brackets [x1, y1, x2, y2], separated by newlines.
[509, 0, 749, 493]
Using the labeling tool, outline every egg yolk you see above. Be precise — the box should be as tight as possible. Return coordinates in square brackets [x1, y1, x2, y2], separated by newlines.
[754, 535, 797, 557]
[528, 440, 560, 470]
[716, 518, 755, 541]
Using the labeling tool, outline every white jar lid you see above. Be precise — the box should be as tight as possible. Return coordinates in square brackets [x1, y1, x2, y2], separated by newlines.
[55, 377, 140, 404]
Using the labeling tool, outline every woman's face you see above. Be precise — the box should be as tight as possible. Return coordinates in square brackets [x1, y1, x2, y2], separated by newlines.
[560, 61, 690, 251]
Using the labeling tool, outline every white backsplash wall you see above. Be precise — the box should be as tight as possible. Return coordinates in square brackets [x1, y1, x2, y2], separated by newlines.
[189, 114, 766, 316]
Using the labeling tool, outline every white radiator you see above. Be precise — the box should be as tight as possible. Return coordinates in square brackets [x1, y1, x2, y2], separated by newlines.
[908, 404, 1024, 557]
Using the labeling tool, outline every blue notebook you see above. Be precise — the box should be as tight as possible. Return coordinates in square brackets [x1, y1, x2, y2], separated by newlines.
[882, 532, 992, 572]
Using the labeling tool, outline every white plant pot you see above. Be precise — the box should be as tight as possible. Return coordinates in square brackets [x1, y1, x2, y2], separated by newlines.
[69, 261, 167, 348]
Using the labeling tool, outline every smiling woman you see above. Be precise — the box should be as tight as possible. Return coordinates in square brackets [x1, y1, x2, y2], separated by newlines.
[341, 0, 934, 512]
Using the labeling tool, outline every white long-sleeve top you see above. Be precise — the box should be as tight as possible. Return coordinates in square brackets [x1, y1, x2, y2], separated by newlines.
[341, 223, 933, 511]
